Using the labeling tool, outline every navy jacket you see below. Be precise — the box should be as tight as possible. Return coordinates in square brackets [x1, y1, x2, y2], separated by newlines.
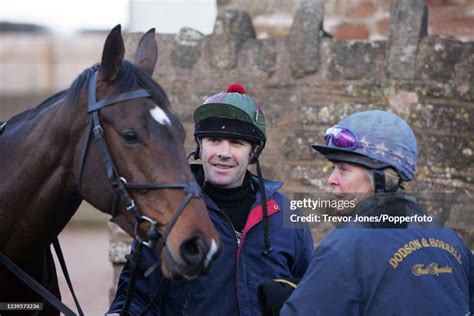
[109, 173, 314, 316]
[281, 194, 474, 316]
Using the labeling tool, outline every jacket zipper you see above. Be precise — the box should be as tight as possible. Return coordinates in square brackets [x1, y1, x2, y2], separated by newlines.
[209, 198, 275, 316]
[209, 206, 243, 315]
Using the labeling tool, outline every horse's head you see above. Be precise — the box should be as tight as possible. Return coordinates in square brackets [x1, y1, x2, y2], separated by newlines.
[74, 25, 220, 280]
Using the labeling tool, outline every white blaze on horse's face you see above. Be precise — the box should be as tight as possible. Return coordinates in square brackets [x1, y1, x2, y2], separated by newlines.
[150, 106, 171, 125]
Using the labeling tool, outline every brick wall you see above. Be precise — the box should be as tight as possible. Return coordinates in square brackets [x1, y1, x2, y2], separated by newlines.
[218, 0, 474, 41]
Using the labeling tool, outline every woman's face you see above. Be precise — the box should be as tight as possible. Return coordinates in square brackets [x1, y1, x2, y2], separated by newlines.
[328, 161, 373, 202]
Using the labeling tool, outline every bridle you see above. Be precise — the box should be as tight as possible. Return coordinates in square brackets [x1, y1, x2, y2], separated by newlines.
[76, 69, 205, 315]
[77, 69, 202, 253]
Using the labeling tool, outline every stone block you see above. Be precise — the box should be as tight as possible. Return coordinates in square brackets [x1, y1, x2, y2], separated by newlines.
[416, 36, 464, 83]
[288, 163, 331, 189]
[296, 102, 384, 129]
[387, 0, 428, 80]
[171, 27, 205, 69]
[108, 222, 132, 264]
[453, 42, 474, 101]
[445, 193, 474, 247]
[164, 83, 196, 121]
[288, 1, 324, 78]
[208, 10, 256, 69]
[417, 133, 474, 171]
[407, 102, 473, 133]
[328, 41, 385, 80]
[282, 130, 323, 161]
[257, 38, 278, 76]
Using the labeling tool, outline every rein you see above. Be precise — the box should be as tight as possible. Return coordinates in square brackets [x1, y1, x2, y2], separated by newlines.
[77, 70, 202, 315]
[0, 240, 81, 316]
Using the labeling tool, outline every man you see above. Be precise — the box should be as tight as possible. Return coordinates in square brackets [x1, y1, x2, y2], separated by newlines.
[278, 110, 473, 315]
[108, 83, 314, 315]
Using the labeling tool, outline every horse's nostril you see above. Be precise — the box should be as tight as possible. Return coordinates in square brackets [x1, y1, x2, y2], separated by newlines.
[180, 235, 209, 266]
[182, 238, 200, 256]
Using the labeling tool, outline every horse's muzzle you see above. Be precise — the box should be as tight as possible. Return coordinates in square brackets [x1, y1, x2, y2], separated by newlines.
[164, 235, 220, 280]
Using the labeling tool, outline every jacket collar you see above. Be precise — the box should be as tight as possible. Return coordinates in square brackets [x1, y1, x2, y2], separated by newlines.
[190, 163, 283, 207]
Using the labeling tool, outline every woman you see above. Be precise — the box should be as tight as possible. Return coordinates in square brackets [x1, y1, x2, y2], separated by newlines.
[279, 110, 473, 315]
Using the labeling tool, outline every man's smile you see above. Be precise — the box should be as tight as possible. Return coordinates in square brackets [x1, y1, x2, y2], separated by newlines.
[212, 163, 234, 169]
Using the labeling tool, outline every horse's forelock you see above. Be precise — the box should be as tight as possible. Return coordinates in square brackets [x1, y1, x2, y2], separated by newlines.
[112, 61, 170, 111]
[67, 61, 170, 111]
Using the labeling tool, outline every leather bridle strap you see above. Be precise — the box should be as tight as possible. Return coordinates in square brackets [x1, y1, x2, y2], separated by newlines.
[119, 182, 201, 315]
[88, 90, 151, 113]
[143, 181, 201, 277]
[52, 239, 84, 316]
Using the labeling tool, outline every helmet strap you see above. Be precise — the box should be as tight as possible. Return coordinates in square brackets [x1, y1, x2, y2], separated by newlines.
[373, 169, 386, 193]
[190, 137, 202, 160]
[188, 146, 200, 160]
[250, 144, 261, 164]
[373, 169, 401, 193]
[387, 178, 403, 193]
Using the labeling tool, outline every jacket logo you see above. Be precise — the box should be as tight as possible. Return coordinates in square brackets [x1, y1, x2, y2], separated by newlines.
[412, 263, 453, 276]
[388, 238, 462, 269]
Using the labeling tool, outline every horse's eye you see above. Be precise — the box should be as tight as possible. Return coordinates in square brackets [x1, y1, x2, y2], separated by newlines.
[120, 130, 139, 143]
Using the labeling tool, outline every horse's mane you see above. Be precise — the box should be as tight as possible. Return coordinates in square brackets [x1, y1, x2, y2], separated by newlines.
[4, 60, 170, 127]
[5, 90, 68, 126]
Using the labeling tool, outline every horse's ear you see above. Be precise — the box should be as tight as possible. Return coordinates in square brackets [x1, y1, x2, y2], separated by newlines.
[99, 24, 125, 82]
[135, 28, 158, 76]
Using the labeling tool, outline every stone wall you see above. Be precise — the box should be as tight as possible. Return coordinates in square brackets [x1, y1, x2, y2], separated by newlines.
[94, 0, 474, 299]
[118, 0, 473, 249]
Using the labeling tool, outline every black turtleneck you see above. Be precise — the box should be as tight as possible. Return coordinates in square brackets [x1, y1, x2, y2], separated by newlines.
[202, 172, 256, 234]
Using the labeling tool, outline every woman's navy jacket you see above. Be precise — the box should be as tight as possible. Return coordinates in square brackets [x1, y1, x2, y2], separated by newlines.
[282, 194, 473, 315]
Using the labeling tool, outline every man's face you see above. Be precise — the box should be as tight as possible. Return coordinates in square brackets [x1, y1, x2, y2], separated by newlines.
[200, 137, 253, 189]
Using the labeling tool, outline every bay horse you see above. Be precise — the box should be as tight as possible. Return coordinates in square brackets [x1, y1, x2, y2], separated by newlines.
[0, 25, 220, 315]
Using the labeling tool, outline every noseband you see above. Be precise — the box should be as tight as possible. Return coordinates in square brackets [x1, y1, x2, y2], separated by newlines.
[77, 70, 202, 252]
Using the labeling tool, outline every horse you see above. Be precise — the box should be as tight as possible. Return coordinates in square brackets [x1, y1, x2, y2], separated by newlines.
[0, 25, 220, 315]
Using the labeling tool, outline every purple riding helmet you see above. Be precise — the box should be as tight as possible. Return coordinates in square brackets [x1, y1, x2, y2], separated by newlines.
[312, 110, 418, 192]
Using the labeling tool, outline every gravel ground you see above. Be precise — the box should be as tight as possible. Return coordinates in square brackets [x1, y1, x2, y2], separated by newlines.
[54, 226, 113, 316]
